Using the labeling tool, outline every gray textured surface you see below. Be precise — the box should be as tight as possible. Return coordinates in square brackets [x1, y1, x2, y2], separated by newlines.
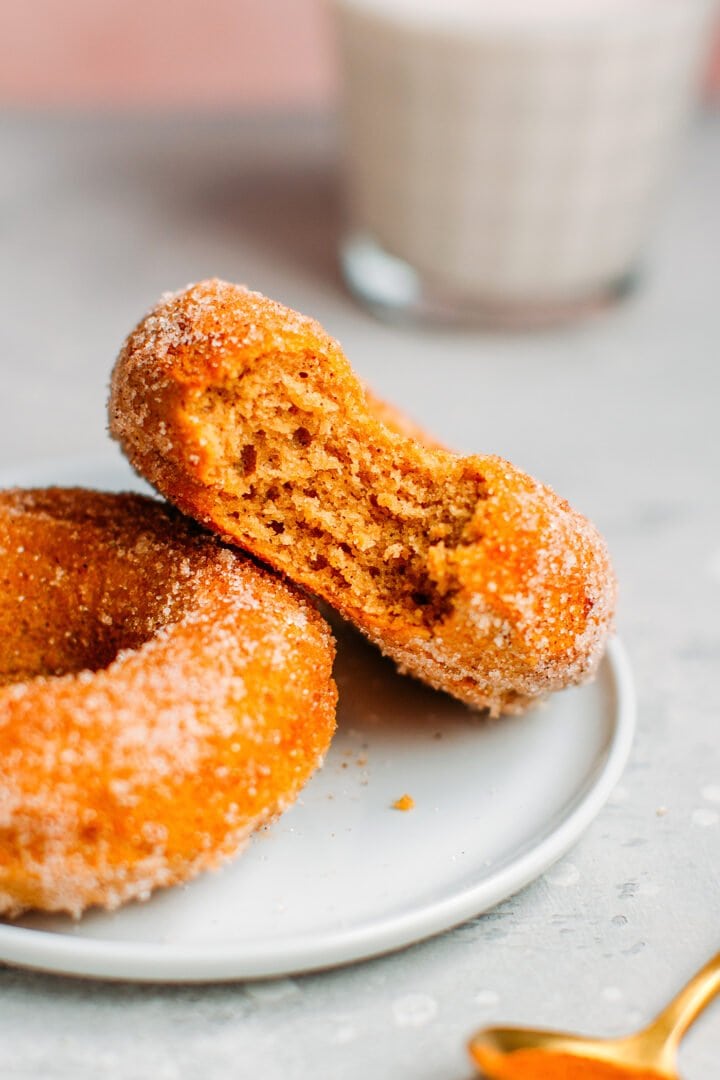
[0, 111, 718, 1079]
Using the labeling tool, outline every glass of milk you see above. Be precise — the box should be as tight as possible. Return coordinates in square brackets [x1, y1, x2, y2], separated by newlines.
[333, 0, 716, 324]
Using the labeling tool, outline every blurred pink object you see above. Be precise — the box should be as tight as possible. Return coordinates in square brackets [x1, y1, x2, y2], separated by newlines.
[708, 20, 720, 97]
[0, 0, 334, 107]
[0, 0, 715, 109]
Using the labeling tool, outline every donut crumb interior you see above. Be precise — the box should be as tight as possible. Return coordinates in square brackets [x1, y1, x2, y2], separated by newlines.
[194, 365, 488, 627]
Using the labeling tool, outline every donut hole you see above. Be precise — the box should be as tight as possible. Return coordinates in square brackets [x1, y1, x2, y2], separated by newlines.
[0, 493, 197, 686]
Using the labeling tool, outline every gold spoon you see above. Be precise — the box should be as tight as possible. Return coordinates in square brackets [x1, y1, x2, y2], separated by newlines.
[468, 952, 720, 1079]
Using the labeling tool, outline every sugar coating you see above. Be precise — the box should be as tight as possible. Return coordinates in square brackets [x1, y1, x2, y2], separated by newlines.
[0, 488, 337, 917]
[110, 279, 616, 715]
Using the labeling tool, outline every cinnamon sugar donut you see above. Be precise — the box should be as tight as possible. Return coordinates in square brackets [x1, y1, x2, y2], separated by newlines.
[110, 279, 616, 715]
[0, 488, 336, 917]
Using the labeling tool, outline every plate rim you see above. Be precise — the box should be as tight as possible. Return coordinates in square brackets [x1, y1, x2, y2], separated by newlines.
[0, 639, 635, 983]
[0, 455, 635, 982]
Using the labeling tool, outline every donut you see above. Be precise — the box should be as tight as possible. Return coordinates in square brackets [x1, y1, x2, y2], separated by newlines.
[110, 279, 616, 715]
[0, 488, 336, 917]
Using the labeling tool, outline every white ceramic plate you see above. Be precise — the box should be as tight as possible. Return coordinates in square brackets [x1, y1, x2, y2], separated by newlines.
[0, 453, 635, 982]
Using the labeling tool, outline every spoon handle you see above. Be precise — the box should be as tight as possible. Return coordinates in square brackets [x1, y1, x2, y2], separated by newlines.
[648, 951, 720, 1049]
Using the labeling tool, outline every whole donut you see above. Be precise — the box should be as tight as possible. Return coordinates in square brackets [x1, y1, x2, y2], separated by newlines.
[0, 488, 337, 917]
[110, 280, 616, 716]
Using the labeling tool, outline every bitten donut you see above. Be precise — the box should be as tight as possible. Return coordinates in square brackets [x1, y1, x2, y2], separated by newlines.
[0, 488, 336, 917]
[110, 280, 616, 715]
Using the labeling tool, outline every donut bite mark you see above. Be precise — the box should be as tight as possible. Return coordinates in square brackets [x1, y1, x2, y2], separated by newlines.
[0, 488, 336, 917]
[110, 279, 616, 715]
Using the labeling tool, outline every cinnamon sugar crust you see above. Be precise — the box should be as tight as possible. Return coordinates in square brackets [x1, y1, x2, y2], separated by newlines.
[0, 488, 336, 917]
[110, 279, 616, 715]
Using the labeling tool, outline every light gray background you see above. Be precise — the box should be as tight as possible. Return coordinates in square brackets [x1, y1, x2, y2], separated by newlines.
[0, 112, 718, 1078]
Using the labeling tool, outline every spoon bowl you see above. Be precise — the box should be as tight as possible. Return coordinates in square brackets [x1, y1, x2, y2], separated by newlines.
[469, 952, 720, 1079]
[470, 1026, 673, 1079]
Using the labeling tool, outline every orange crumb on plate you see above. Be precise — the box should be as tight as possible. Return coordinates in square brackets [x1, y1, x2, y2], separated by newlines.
[393, 794, 415, 811]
